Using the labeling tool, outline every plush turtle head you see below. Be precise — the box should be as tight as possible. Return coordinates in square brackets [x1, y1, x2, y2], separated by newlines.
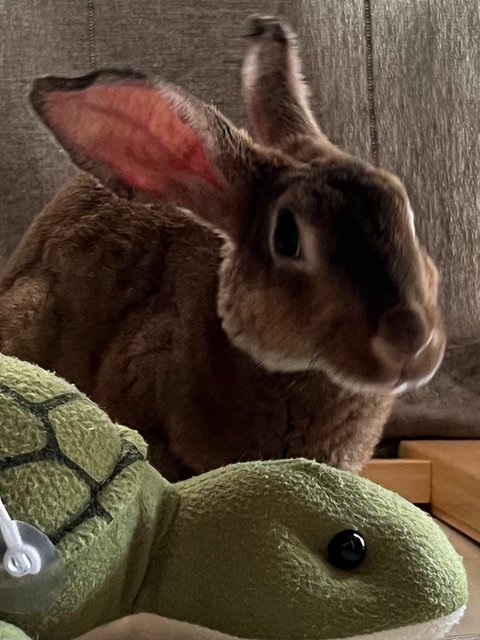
[0, 354, 468, 640]
[139, 460, 468, 640]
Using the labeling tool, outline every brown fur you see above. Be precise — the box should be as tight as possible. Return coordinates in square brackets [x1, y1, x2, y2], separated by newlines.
[0, 16, 444, 480]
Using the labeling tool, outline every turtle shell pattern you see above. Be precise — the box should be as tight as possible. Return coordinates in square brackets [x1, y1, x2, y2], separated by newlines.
[0, 354, 145, 544]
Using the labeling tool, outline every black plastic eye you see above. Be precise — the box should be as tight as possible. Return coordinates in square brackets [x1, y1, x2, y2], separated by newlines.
[273, 208, 300, 258]
[327, 530, 366, 570]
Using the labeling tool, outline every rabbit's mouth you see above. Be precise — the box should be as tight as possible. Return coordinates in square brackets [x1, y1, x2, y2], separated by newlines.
[377, 328, 446, 396]
[228, 325, 444, 398]
[229, 329, 391, 394]
[391, 352, 443, 396]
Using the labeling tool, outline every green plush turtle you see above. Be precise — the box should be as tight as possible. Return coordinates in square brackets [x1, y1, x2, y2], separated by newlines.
[0, 354, 468, 640]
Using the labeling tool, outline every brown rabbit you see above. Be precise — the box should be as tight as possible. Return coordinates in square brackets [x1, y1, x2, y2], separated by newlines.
[0, 16, 445, 480]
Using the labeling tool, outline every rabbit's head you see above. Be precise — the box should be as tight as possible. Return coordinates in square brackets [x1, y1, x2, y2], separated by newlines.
[30, 16, 445, 396]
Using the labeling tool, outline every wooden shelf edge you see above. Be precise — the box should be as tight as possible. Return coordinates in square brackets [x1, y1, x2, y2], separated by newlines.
[361, 459, 431, 503]
[399, 441, 480, 543]
[431, 507, 480, 545]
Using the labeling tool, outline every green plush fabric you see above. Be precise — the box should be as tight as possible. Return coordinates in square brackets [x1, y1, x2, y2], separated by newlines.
[0, 621, 30, 640]
[0, 355, 468, 640]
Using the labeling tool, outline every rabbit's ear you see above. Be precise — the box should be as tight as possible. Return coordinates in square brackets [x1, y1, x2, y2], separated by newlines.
[242, 16, 337, 157]
[30, 69, 258, 238]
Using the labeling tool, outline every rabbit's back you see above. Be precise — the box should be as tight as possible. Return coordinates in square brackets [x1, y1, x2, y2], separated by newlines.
[0, 174, 221, 394]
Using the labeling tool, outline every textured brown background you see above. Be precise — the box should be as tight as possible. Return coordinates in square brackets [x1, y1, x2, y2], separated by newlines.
[0, 1, 479, 437]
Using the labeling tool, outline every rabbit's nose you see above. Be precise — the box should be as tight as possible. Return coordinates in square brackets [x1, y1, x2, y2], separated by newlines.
[371, 303, 432, 368]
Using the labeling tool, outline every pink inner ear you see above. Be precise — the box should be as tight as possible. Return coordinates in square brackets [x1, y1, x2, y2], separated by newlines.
[43, 84, 223, 193]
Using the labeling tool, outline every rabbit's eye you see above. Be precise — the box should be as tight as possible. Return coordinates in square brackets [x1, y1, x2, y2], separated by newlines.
[273, 208, 300, 258]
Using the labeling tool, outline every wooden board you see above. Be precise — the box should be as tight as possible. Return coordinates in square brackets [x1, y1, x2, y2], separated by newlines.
[399, 440, 480, 544]
[361, 459, 431, 503]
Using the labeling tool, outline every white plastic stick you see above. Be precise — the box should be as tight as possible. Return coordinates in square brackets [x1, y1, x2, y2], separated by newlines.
[0, 496, 22, 550]
[0, 496, 41, 577]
